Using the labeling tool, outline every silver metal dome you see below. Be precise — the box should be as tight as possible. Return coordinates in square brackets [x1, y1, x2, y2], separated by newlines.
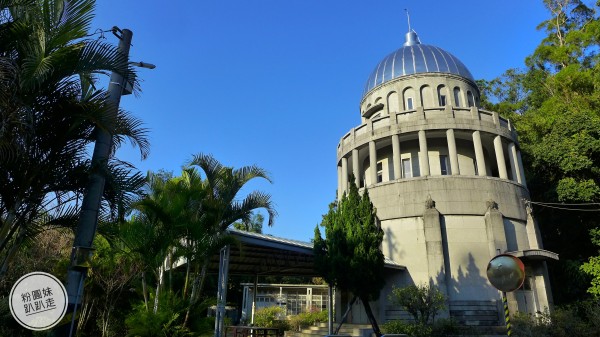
[363, 31, 475, 95]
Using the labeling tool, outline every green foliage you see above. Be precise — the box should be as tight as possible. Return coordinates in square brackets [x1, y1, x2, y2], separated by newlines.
[125, 293, 198, 337]
[511, 300, 600, 337]
[581, 228, 600, 297]
[314, 180, 384, 334]
[0, 0, 149, 275]
[313, 181, 385, 301]
[288, 310, 328, 331]
[381, 319, 461, 337]
[480, 0, 600, 304]
[382, 320, 431, 337]
[233, 212, 264, 233]
[389, 284, 446, 325]
[253, 306, 286, 327]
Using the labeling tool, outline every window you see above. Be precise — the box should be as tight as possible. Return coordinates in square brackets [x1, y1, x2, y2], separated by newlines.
[437, 85, 447, 106]
[467, 91, 474, 107]
[439, 95, 446, 106]
[453, 87, 461, 107]
[402, 159, 412, 178]
[440, 155, 450, 175]
[376, 162, 383, 183]
[406, 97, 414, 110]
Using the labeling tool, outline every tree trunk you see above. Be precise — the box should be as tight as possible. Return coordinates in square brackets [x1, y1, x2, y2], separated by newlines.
[0, 226, 26, 277]
[183, 254, 191, 298]
[141, 271, 149, 311]
[168, 250, 173, 293]
[153, 265, 164, 314]
[360, 296, 381, 337]
[183, 262, 201, 327]
[334, 295, 357, 335]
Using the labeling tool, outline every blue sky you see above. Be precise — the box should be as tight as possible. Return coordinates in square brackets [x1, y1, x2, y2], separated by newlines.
[92, 1, 550, 242]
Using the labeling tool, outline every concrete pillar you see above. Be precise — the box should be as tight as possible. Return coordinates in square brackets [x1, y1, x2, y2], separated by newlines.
[517, 150, 528, 188]
[423, 196, 450, 317]
[484, 200, 507, 258]
[341, 157, 348, 195]
[352, 149, 360, 187]
[507, 142, 521, 183]
[472, 131, 486, 176]
[392, 134, 401, 180]
[337, 164, 342, 200]
[418, 130, 430, 176]
[446, 129, 459, 175]
[526, 204, 543, 250]
[369, 141, 377, 185]
[493, 135, 508, 179]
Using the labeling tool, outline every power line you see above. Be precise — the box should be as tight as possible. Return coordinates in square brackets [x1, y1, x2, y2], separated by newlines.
[526, 200, 600, 212]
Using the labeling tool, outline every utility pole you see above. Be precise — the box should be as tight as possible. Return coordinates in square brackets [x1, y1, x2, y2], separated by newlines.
[64, 27, 133, 327]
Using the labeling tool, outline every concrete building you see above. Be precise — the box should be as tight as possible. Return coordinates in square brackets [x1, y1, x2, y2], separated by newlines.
[335, 30, 558, 326]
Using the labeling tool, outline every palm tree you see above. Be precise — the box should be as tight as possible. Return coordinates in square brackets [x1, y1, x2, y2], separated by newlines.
[0, 0, 148, 275]
[123, 155, 276, 325]
[181, 153, 276, 325]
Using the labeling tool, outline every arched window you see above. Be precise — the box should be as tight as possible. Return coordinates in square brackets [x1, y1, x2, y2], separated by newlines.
[388, 92, 400, 113]
[467, 90, 474, 107]
[453, 87, 461, 107]
[420, 85, 433, 107]
[437, 85, 447, 106]
[403, 87, 415, 110]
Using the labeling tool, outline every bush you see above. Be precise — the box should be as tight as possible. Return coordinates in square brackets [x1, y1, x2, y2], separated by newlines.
[288, 310, 328, 331]
[389, 284, 446, 325]
[382, 320, 431, 337]
[430, 318, 462, 337]
[511, 300, 600, 337]
[253, 306, 290, 334]
[381, 318, 460, 337]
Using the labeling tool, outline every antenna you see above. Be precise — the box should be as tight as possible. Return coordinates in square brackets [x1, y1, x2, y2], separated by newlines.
[404, 9, 411, 32]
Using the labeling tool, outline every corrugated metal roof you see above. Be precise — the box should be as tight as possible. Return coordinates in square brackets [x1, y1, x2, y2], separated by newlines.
[228, 228, 405, 270]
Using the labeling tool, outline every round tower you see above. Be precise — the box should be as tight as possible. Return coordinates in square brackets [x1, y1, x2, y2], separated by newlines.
[336, 30, 557, 325]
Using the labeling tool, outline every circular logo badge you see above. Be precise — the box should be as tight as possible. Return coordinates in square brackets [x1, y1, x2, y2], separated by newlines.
[9, 272, 68, 330]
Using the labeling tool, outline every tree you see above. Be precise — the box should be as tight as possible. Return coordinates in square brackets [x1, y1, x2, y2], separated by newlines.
[122, 154, 277, 328]
[389, 284, 446, 325]
[233, 211, 264, 233]
[581, 228, 600, 297]
[478, 0, 600, 304]
[0, 0, 148, 277]
[183, 153, 276, 325]
[314, 180, 385, 336]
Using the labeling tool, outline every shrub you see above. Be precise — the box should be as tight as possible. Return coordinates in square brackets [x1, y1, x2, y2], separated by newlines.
[253, 306, 290, 334]
[389, 284, 446, 325]
[430, 318, 461, 337]
[381, 318, 460, 337]
[511, 300, 600, 337]
[382, 320, 432, 337]
[288, 310, 328, 331]
[253, 306, 285, 327]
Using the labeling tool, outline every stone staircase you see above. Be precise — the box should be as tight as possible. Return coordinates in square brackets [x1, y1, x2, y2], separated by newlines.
[449, 301, 501, 326]
[285, 323, 373, 337]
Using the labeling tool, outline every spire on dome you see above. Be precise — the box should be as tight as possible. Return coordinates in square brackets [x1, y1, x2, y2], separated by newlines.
[403, 9, 420, 46]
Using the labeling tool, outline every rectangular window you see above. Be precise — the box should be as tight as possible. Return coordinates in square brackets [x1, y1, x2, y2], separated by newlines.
[401, 159, 412, 178]
[439, 95, 446, 106]
[376, 162, 383, 183]
[406, 97, 414, 110]
[440, 155, 450, 175]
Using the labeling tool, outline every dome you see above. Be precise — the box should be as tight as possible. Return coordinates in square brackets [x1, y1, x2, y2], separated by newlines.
[363, 31, 474, 95]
